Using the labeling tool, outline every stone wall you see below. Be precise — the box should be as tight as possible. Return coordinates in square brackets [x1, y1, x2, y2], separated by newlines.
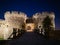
[4, 11, 27, 29]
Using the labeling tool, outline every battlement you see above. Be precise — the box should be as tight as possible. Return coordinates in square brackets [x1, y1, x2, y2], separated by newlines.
[33, 12, 55, 19]
[5, 11, 26, 15]
[4, 11, 27, 20]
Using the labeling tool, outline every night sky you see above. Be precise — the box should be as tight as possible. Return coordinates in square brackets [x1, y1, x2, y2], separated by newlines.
[0, 0, 60, 30]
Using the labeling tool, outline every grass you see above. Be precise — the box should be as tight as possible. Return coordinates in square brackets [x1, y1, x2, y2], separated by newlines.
[0, 38, 4, 40]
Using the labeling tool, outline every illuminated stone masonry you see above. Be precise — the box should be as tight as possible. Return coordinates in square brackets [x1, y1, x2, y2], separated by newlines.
[0, 11, 55, 40]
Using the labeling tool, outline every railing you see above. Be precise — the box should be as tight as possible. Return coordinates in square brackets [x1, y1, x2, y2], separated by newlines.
[8, 29, 26, 40]
[8, 32, 14, 39]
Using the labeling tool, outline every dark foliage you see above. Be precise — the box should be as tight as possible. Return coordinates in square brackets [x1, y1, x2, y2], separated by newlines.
[42, 16, 52, 30]
[42, 16, 53, 39]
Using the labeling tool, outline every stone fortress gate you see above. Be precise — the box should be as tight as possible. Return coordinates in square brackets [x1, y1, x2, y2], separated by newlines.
[0, 11, 55, 40]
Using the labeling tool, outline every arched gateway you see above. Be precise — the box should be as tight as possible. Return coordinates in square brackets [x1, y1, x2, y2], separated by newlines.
[25, 18, 35, 32]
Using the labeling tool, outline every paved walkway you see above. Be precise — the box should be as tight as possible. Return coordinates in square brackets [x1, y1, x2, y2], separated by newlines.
[0, 32, 60, 45]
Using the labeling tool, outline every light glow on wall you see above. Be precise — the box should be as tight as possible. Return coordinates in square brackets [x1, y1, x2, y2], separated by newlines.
[25, 23, 35, 32]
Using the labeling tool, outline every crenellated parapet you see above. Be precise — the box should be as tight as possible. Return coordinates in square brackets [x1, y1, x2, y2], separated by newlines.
[4, 11, 27, 20]
[33, 12, 55, 19]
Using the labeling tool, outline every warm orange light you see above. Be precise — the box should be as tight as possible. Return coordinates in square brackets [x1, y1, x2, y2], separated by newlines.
[25, 23, 35, 32]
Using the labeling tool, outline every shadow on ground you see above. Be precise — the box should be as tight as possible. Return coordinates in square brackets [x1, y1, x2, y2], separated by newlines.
[0, 32, 60, 45]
